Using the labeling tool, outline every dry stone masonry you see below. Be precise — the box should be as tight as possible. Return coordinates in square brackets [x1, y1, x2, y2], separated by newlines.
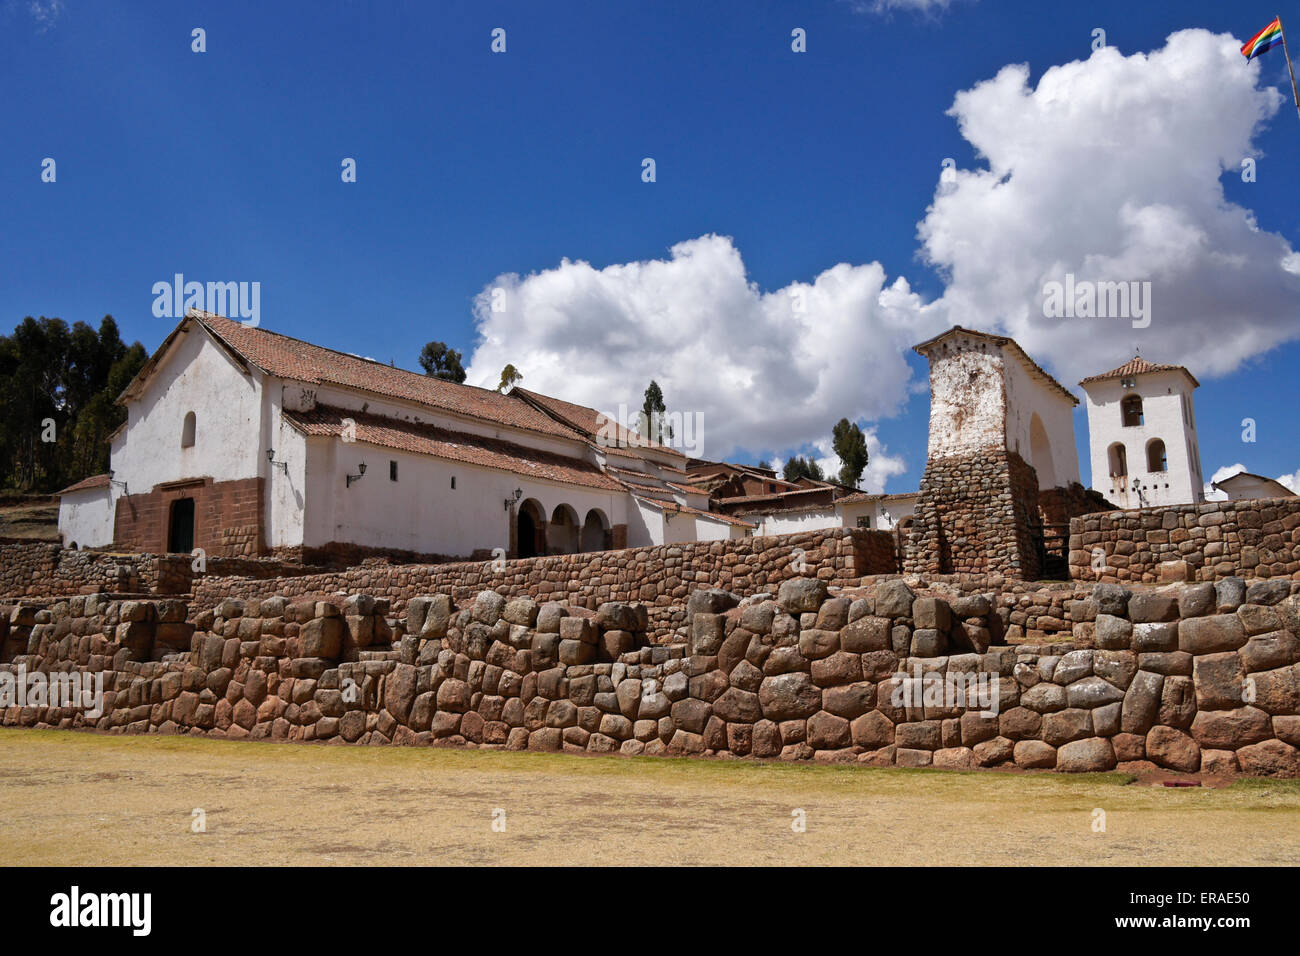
[1070, 498, 1300, 584]
[4, 573, 1297, 777]
[190, 528, 895, 641]
[905, 451, 1043, 579]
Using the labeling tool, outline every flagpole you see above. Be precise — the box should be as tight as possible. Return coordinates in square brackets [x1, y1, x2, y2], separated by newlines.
[1279, 14, 1300, 122]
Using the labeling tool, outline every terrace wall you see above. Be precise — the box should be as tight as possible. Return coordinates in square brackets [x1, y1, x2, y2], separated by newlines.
[1069, 499, 1300, 584]
[4, 575, 1299, 777]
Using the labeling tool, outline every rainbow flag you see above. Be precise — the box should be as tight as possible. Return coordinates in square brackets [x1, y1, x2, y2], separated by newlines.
[1241, 17, 1284, 60]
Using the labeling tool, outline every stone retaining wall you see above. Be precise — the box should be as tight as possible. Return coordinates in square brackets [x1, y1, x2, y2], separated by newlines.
[0, 543, 147, 598]
[190, 528, 897, 639]
[4, 575, 1298, 777]
[1069, 499, 1300, 584]
[905, 451, 1042, 579]
[0, 541, 328, 600]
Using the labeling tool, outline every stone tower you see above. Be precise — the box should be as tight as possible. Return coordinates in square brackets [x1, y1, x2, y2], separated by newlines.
[1079, 356, 1203, 509]
[905, 326, 1082, 579]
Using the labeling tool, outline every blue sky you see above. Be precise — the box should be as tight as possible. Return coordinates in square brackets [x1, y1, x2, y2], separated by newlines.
[3, 0, 1297, 493]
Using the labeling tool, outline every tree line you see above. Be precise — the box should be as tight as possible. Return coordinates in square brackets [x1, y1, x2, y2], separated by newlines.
[0, 316, 147, 494]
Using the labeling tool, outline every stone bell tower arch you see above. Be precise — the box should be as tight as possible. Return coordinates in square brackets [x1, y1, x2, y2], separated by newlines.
[904, 326, 1084, 580]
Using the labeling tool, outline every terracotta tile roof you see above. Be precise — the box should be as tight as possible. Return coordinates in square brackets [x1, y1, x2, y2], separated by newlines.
[1079, 355, 1200, 388]
[58, 474, 111, 495]
[714, 486, 836, 506]
[183, 313, 587, 443]
[634, 495, 755, 528]
[913, 325, 1079, 406]
[665, 481, 707, 496]
[835, 490, 918, 505]
[512, 387, 686, 459]
[282, 405, 624, 492]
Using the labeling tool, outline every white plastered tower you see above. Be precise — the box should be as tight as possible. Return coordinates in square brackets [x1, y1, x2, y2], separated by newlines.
[1080, 356, 1203, 509]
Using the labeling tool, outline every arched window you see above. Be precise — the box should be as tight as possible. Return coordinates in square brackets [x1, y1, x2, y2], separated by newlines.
[1146, 438, 1167, 473]
[1121, 394, 1143, 427]
[547, 504, 581, 555]
[181, 411, 196, 448]
[581, 508, 610, 552]
[1029, 413, 1057, 488]
[1107, 442, 1128, 478]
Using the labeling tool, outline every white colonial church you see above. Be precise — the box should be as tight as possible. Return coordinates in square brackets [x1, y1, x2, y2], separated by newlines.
[58, 311, 1214, 562]
[58, 311, 754, 560]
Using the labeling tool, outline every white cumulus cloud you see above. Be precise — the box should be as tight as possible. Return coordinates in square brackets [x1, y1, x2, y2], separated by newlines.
[465, 234, 942, 464]
[919, 28, 1300, 387]
[848, 0, 963, 15]
[1203, 462, 1247, 501]
[464, 29, 1298, 484]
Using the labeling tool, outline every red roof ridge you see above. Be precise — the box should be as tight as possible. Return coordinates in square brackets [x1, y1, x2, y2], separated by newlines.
[1079, 354, 1200, 388]
[145, 312, 591, 444]
[58, 473, 111, 495]
[282, 404, 622, 492]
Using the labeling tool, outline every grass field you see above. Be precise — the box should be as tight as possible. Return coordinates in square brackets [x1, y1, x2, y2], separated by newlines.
[1, 728, 1297, 866]
[0, 497, 59, 542]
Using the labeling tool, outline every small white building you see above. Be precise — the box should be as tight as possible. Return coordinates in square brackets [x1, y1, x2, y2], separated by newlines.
[57, 311, 746, 558]
[834, 492, 918, 532]
[1211, 470, 1296, 501]
[55, 474, 116, 550]
[1080, 356, 1203, 509]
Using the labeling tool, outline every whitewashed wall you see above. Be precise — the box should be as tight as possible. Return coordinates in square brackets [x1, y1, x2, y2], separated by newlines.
[57, 487, 116, 549]
[1215, 475, 1295, 501]
[112, 326, 267, 494]
[1002, 352, 1080, 488]
[298, 436, 627, 557]
[925, 346, 1005, 458]
[750, 507, 840, 536]
[1083, 369, 1201, 508]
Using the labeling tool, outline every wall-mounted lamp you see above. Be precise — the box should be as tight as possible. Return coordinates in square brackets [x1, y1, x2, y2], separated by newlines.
[347, 462, 367, 487]
[266, 448, 288, 474]
[106, 468, 127, 492]
[503, 487, 522, 511]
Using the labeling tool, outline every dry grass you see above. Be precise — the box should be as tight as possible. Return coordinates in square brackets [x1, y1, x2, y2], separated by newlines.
[0, 499, 59, 542]
[1, 728, 1297, 866]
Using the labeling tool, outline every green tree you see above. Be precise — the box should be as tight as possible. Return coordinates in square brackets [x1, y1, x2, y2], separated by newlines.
[418, 341, 466, 383]
[782, 455, 824, 482]
[639, 379, 673, 444]
[0, 315, 145, 492]
[832, 418, 870, 488]
[497, 363, 523, 392]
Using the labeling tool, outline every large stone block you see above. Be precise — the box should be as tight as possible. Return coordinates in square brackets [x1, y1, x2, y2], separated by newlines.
[1190, 707, 1272, 750]
[1192, 652, 1244, 711]
[1234, 739, 1300, 777]
[777, 578, 827, 614]
[1013, 739, 1057, 769]
[300, 617, 342, 659]
[758, 672, 821, 720]
[1178, 615, 1247, 655]
[1120, 670, 1164, 734]
[1146, 726, 1200, 772]
[1056, 737, 1116, 772]
[874, 580, 916, 619]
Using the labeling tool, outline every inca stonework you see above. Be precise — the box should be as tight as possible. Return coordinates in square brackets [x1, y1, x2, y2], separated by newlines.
[1070, 498, 1300, 584]
[11, 322, 1297, 778]
[3, 574, 1298, 776]
[904, 451, 1044, 579]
